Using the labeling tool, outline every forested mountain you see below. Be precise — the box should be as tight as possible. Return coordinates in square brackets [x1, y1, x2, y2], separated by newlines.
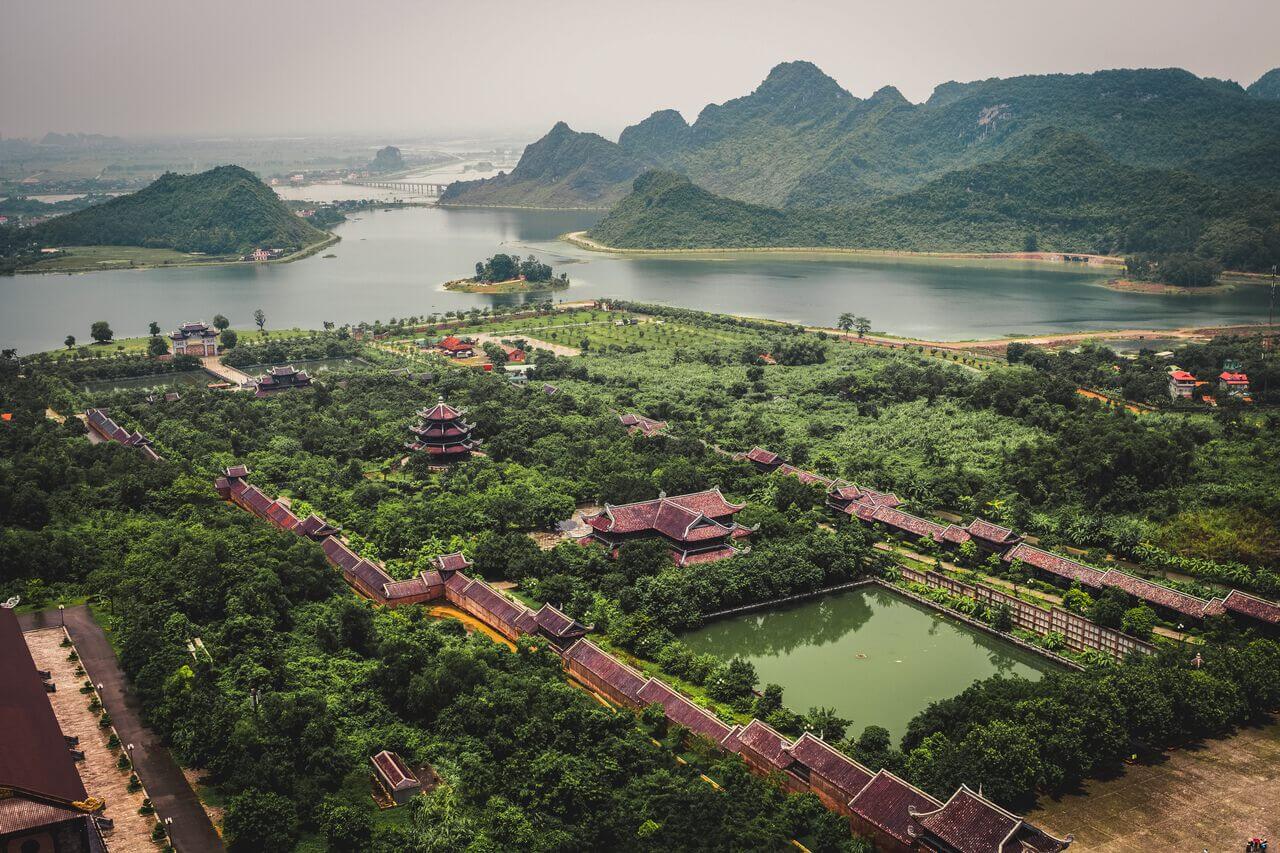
[439, 122, 649, 207]
[591, 130, 1280, 267]
[1247, 68, 1280, 100]
[10, 165, 326, 255]
[444, 62, 1280, 211]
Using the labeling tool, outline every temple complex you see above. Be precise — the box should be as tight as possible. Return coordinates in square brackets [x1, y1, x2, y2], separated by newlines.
[251, 364, 312, 397]
[168, 321, 219, 357]
[85, 409, 162, 462]
[582, 488, 752, 565]
[406, 397, 476, 461]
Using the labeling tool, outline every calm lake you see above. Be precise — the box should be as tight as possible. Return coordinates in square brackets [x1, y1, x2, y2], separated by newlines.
[680, 585, 1056, 741]
[2, 206, 1273, 353]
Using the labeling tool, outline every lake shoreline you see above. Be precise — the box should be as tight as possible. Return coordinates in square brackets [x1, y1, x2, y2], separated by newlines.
[442, 276, 569, 294]
[17, 232, 340, 276]
[562, 230, 1126, 268]
[1102, 277, 1238, 295]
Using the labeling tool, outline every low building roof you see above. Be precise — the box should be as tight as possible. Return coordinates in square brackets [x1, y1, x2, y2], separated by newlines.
[847, 769, 941, 847]
[736, 719, 795, 771]
[0, 607, 88, 806]
[1004, 543, 1106, 588]
[370, 750, 418, 791]
[1169, 370, 1196, 382]
[1099, 570, 1210, 618]
[745, 447, 781, 465]
[1222, 589, 1280, 624]
[910, 785, 1072, 853]
[635, 678, 732, 743]
[965, 517, 1020, 545]
[562, 640, 647, 703]
[788, 732, 875, 797]
[587, 489, 745, 537]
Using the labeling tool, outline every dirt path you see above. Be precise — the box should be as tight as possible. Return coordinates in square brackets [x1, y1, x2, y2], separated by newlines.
[1031, 720, 1280, 851]
[468, 331, 581, 357]
[20, 606, 224, 852]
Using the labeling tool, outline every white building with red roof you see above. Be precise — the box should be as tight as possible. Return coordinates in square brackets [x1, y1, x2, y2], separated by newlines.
[1168, 369, 1197, 400]
[1218, 371, 1250, 396]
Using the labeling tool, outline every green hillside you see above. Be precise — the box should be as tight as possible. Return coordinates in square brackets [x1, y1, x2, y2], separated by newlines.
[439, 122, 649, 208]
[1247, 68, 1280, 100]
[591, 130, 1280, 268]
[446, 62, 1280, 211]
[13, 165, 326, 255]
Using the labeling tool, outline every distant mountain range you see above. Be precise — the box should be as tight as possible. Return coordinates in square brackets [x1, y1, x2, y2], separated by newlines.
[8, 166, 326, 256]
[443, 62, 1280, 268]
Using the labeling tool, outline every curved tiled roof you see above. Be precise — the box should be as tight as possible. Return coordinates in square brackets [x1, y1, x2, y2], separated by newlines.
[847, 770, 941, 847]
[563, 639, 647, 703]
[789, 732, 875, 797]
[1004, 544, 1105, 588]
[910, 785, 1071, 853]
[1222, 589, 1280, 624]
[587, 489, 745, 537]
[635, 679, 732, 743]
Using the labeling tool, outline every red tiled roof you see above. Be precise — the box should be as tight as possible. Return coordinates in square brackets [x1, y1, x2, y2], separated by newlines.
[349, 559, 394, 597]
[1169, 370, 1196, 382]
[1222, 589, 1280, 624]
[370, 750, 418, 791]
[746, 447, 781, 465]
[847, 770, 941, 847]
[1219, 371, 1248, 384]
[777, 464, 834, 487]
[566, 640, 650, 703]
[910, 785, 1071, 853]
[321, 538, 362, 573]
[965, 518, 1020, 545]
[0, 608, 89, 805]
[445, 571, 473, 596]
[789, 732, 875, 797]
[941, 525, 972, 545]
[872, 506, 946, 540]
[587, 489, 745, 537]
[635, 679, 732, 743]
[433, 552, 472, 573]
[437, 337, 473, 353]
[458, 580, 531, 633]
[1004, 543, 1106, 588]
[225, 464, 250, 479]
[383, 576, 430, 600]
[736, 719, 795, 771]
[238, 485, 274, 516]
[676, 544, 740, 565]
[264, 500, 299, 531]
[1099, 570, 1210, 618]
[416, 398, 465, 421]
[294, 514, 340, 540]
[533, 604, 590, 638]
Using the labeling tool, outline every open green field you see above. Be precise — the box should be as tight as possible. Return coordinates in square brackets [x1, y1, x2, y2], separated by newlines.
[43, 326, 327, 356]
[20, 245, 238, 272]
[443, 309, 756, 352]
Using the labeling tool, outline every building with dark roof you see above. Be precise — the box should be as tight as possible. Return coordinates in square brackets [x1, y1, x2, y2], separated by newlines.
[0, 607, 104, 853]
[370, 751, 422, 806]
[252, 364, 312, 397]
[406, 397, 476, 461]
[848, 770, 942, 850]
[619, 413, 667, 438]
[168, 321, 219, 357]
[562, 639, 648, 707]
[84, 409, 162, 462]
[909, 785, 1072, 853]
[583, 488, 751, 566]
[744, 447, 783, 471]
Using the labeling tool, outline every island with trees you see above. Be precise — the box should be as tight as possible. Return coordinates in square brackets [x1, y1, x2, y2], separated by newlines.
[444, 252, 570, 293]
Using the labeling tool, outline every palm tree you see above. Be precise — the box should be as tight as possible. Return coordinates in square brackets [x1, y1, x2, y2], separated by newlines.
[854, 316, 871, 338]
[837, 313, 855, 333]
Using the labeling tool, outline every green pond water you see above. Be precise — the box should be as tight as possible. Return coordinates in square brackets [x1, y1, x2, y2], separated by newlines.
[680, 585, 1057, 742]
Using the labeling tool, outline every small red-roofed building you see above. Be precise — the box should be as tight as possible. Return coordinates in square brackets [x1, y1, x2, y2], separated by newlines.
[252, 364, 312, 397]
[562, 639, 648, 707]
[745, 447, 783, 471]
[619, 413, 667, 437]
[406, 397, 476, 461]
[1004, 543, 1106, 589]
[635, 678, 733, 744]
[505, 347, 526, 364]
[169, 321, 220, 356]
[369, 751, 422, 806]
[1218, 371, 1250, 396]
[1168, 369, 1197, 400]
[734, 720, 807, 793]
[583, 488, 750, 565]
[908, 784, 1072, 852]
[964, 518, 1021, 552]
[432, 552, 472, 574]
[788, 732, 875, 816]
[436, 336, 475, 358]
[1221, 589, 1280, 629]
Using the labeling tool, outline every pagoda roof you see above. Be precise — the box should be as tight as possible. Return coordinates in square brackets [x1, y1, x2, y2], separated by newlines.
[294, 514, 340, 540]
[444, 571, 473, 596]
[349, 558, 395, 596]
[635, 678, 732, 743]
[416, 397, 466, 421]
[676, 544, 740, 565]
[941, 524, 972, 544]
[965, 518, 1020, 545]
[847, 770, 941, 848]
[238, 484, 274, 516]
[224, 464, 250, 479]
[383, 576, 430, 600]
[264, 500, 300, 531]
[910, 785, 1072, 853]
[1004, 544, 1105, 588]
[1222, 589, 1280, 624]
[562, 640, 647, 703]
[587, 489, 745, 537]
[433, 552, 472, 573]
[789, 732, 875, 798]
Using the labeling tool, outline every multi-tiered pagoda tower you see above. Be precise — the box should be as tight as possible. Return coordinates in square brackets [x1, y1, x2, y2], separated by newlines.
[406, 397, 476, 461]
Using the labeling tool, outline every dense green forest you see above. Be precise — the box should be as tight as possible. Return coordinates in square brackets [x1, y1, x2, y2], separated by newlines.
[589, 130, 1280, 270]
[0, 166, 327, 260]
[4, 308, 1280, 846]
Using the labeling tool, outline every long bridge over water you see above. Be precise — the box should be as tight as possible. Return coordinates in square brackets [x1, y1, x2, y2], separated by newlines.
[342, 179, 451, 197]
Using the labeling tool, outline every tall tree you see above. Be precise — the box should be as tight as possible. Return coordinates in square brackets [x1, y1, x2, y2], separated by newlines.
[212, 314, 230, 331]
[253, 308, 266, 332]
[148, 321, 161, 336]
[64, 335, 75, 349]
[855, 316, 872, 338]
[837, 313, 854, 332]
[90, 320, 113, 344]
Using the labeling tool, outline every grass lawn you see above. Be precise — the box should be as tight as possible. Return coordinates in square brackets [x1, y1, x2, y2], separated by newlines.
[42, 326, 323, 357]
[22, 245, 238, 272]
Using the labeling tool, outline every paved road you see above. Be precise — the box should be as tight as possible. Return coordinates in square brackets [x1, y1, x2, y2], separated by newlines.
[21, 606, 223, 853]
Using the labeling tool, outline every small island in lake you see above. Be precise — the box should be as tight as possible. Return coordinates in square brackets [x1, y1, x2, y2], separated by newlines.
[444, 252, 570, 293]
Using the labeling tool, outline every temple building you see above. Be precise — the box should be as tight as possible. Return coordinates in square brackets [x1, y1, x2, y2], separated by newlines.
[436, 336, 475, 358]
[168, 321, 219, 357]
[85, 409, 162, 462]
[583, 488, 752, 565]
[406, 397, 476, 461]
[907, 785, 1072, 852]
[619, 413, 667, 437]
[370, 751, 422, 806]
[744, 447, 783, 471]
[252, 365, 312, 397]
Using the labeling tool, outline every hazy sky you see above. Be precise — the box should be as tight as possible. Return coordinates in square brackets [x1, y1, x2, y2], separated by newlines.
[3, 0, 1278, 141]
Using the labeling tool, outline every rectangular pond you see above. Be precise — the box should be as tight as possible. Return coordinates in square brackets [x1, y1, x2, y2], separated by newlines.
[680, 585, 1058, 741]
[81, 369, 215, 394]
